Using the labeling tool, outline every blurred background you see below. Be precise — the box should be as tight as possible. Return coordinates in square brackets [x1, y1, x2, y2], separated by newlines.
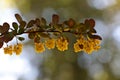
[0, 0, 120, 80]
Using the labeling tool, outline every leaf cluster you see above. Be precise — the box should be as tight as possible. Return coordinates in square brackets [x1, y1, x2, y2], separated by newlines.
[0, 13, 102, 48]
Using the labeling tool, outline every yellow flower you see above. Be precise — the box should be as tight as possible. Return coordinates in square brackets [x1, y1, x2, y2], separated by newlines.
[84, 40, 94, 54]
[34, 42, 45, 53]
[4, 45, 13, 55]
[56, 37, 68, 51]
[74, 34, 101, 54]
[94, 45, 101, 51]
[74, 42, 84, 52]
[13, 43, 23, 55]
[74, 35, 85, 53]
[92, 39, 101, 51]
[45, 38, 55, 49]
[84, 39, 101, 54]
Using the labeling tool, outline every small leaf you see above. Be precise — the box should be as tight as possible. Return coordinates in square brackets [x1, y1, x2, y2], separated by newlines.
[0, 25, 3, 33]
[2, 22, 10, 33]
[18, 28, 24, 34]
[85, 19, 95, 28]
[3, 32, 14, 43]
[52, 14, 59, 24]
[89, 19, 95, 28]
[39, 32, 50, 38]
[18, 37, 25, 41]
[41, 17, 46, 26]
[92, 35, 102, 40]
[20, 21, 26, 28]
[12, 22, 18, 31]
[15, 14, 23, 23]
[35, 18, 40, 27]
[0, 42, 3, 48]
[28, 33, 36, 39]
[0, 36, 4, 42]
[27, 20, 35, 28]
[67, 18, 75, 27]
[88, 33, 102, 40]
[89, 28, 96, 33]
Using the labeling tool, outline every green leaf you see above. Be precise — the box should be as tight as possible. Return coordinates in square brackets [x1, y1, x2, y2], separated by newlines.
[12, 22, 18, 31]
[18, 28, 24, 34]
[18, 37, 25, 41]
[15, 14, 23, 23]
[38, 32, 50, 38]
[28, 33, 36, 39]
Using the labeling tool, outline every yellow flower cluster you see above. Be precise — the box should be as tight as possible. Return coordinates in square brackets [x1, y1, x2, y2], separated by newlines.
[56, 37, 68, 51]
[3, 43, 23, 55]
[45, 39, 55, 49]
[74, 35, 85, 52]
[14, 43, 23, 55]
[4, 45, 13, 55]
[34, 42, 45, 53]
[34, 37, 69, 53]
[74, 35, 101, 54]
[3, 36, 101, 55]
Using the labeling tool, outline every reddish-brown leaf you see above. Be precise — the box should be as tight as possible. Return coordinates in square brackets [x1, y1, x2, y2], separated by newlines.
[20, 21, 26, 28]
[0, 25, 3, 33]
[2, 23, 10, 33]
[35, 18, 40, 27]
[0, 36, 4, 42]
[88, 34, 102, 40]
[52, 14, 59, 24]
[89, 19, 95, 28]
[85, 19, 95, 28]
[0, 42, 3, 48]
[15, 14, 23, 23]
[67, 18, 75, 27]
[27, 20, 35, 28]
[89, 28, 96, 33]
[3, 32, 14, 43]
[41, 17, 46, 26]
